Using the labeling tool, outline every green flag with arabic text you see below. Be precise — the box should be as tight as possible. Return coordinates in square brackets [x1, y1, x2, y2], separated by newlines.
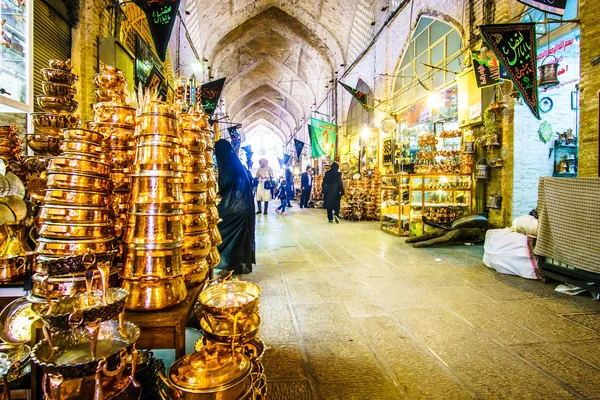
[310, 118, 337, 159]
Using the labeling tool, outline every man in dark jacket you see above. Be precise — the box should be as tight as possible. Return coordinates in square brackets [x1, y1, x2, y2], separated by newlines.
[300, 166, 312, 208]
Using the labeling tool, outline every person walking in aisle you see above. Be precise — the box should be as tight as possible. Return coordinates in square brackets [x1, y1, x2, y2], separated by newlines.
[284, 167, 294, 207]
[275, 179, 288, 215]
[300, 166, 312, 208]
[323, 162, 344, 223]
[255, 158, 274, 215]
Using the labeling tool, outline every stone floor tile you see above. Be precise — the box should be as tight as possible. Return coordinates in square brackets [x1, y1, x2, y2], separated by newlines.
[484, 302, 600, 342]
[292, 303, 357, 343]
[412, 272, 472, 287]
[511, 343, 600, 399]
[528, 298, 600, 315]
[262, 343, 307, 381]
[561, 340, 600, 369]
[432, 286, 496, 305]
[268, 380, 314, 400]
[469, 283, 542, 301]
[562, 313, 600, 331]
[259, 295, 300, 344]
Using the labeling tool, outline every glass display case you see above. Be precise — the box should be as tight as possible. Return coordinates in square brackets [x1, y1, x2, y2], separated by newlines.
[380, 174, 410, 236]
[409, 174, 472, 236]
[0, 0, 31, 111]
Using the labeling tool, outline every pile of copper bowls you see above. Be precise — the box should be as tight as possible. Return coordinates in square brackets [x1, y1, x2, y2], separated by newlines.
[0, 124, 23, 165]
[88, 63, 136, 260]
[29, 60, 80, 156]
[34, 127, 115, 300]
[121, 101, 187, 311]
[179, 110, 211, 287]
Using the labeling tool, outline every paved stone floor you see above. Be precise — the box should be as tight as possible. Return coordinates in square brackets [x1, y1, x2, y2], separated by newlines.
[240, 203, 600, 400]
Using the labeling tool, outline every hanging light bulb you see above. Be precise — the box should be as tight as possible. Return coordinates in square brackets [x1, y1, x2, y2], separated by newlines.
[426, 92, 443, 109]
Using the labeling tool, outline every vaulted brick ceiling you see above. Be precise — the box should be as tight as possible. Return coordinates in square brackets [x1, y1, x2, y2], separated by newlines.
[182, 0, 363, 142]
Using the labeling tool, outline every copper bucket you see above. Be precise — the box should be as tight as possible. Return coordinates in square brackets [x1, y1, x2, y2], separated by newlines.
[121, 274, 187, 311]
[538, 55, 560, 88]
[122, 243, 183, 278]
[182, 231, 211, 260]
[129, 173, 184, 205]
[124, 210, 184, 245]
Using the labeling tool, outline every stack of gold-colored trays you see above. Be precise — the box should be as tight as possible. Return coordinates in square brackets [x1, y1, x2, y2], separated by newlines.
[87, 63, 136, 261]
[33, 126, 116, 301]
[204, 121, 222, 271]
[28, 60, 80, 158]
[178, 109, 211, 287]
[121, 101, 187, 311]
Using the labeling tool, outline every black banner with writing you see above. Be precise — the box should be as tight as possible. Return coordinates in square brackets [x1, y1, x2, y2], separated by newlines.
[481, 23, 540, 119]
[135, 0, 180, 62]
[200, 78, 226, 116]
[294, 139, 304, 159]
[339, 81, 370, 111]
[517, 0, 567, 16]
[471, 50, 502, 88]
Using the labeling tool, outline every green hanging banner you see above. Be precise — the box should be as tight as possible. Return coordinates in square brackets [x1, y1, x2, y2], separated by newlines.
[310, 118, 337, 159]
[339, 81, 371, 111]
[480, 23, 540, 119]
[135, 0, 181, 62]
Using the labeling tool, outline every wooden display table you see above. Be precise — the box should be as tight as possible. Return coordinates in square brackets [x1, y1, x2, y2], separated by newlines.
[124, 285, 202, 359]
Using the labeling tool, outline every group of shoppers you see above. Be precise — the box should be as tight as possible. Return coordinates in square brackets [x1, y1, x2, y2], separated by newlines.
[214, 139, 345, 274]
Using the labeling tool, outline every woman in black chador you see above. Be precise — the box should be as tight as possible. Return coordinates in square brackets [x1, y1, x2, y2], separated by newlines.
[322, 162, 344, 223]
[214, 139, 256, 274]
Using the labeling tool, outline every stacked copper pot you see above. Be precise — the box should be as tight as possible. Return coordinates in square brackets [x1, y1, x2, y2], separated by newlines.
[205, 123, 222, 271]
[121, 101, 187, 311]
[28, 60, 80, 157]
[0, 124, 23, 166]
[88, 63, 136, 260]
[33, 127, 115, 301]
[179, 110, 211, 287]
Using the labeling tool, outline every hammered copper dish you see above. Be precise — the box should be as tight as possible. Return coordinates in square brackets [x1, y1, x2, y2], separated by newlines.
[31, 320, 139, 379]
[38, 222, 113, 240]
[159, 343, 253, 400]
[35, 236, 115, 257]
[46, 172, 111, 193]
[124, 211, 184, 245]
[44, 189, 110, 207]
[181, 258, 209, 287]
[48, 59, 72, 71]
[183, 212, 208, 233]
[26, 133, 62, 154]
[94, 73, 127, 90]
[42, 81, 76, 98]
[36, 95, 78, 113]
[200, 312, 261, 345]
[48, 156, 111, 177]
[63, 128, 105, 143]
[122, 244, 183, 278]
[41, 68, 78, 85]
[34, 288, 129, 331]
[136, 114, 178, 137]
[129, 174, 183, 204]
[0, 297, 39, 343]
[92, 103, 136, 125]
[36, 250, 117, 276]
[199, 280, 260, 319]
[31, 112, 80, 130]
[182, 231, 211, 260]
[121, 274, 187, 311]
[95, 88, 126, 103]
[30, 269, 118, 300]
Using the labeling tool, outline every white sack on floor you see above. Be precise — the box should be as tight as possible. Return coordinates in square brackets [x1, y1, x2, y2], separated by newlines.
[483, 228, 540, 280]
[512, 215, 538, 236]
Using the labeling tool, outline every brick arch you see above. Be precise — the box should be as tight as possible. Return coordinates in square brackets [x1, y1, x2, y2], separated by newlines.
[228, 84, 303, 126]
[232, 97, 298, 132]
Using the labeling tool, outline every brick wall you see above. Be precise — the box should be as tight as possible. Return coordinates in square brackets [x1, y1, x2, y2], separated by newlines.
[579, 0, 599, 177]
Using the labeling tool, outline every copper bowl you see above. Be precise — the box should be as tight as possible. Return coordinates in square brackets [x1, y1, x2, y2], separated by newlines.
[0, 255, 25, 283]
[95, 88, 126, 103]
[136, 113, 178, 137]
[182, 172, 208, 193]
[48, 156, 111, 177]
[182, 231, 211, 260]
[206, 205, 220, 225]
[182, 258, 209, 288]
[199, 279, 261, 319]
[129, 173, 184, 205]
[110, 149, 135, 169]
[204, 151, 214, 167]
[185, 155, 207, 172]
[41, 81, 76, 98]
[133, 141, 183, 172]
[63, 128, 105, 143]
[183, 212, 208, 233]
[182, 192, 207, 212]
[108, 136, 136, 148]
[206, 246, 221, 269]
[25, 133, 62, 155]
[61, 140, 104, 155]
[208, 224, 222, 246]
[94, 73, 127, 90]
[38, 222, 113, 240]
[87, 122, 135, 137]
[31, 112, 80, 130]
[35, 236, 115, 257]
[92, 102, 136, 125]
[46, 172, 111, 192]
[30, 268, 118, 299]
[41, 68, 78, 85]
[121, 274, 187, 311]
[36, 95, 78, 113]
[44, 189, 110, 207]
[200, 312, 261, 345]
[124, 210, 184, 245]
[122, 243, 183, 278]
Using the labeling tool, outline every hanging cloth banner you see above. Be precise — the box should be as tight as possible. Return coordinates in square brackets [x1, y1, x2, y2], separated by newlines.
[242, 145, 252, 154]
[227, 125, 242, 152]
[294, 139, 305, 159]
[480, 23, 540, 120]
[339, 81, 370, 111]
[277, 158, 285, 168]
[283, 153, 291, 165]
[517, 0, 567, 16]
[200, 78, 226, 116]
[134, 0, 181, 62]
[310, 118, 337, 159]
[471, 50, 503, 88]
